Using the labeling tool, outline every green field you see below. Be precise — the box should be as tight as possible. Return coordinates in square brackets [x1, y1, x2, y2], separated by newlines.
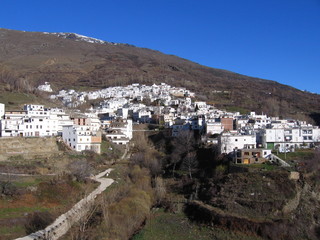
[275, 149, 314, 162]
[132, 209, 262, 240]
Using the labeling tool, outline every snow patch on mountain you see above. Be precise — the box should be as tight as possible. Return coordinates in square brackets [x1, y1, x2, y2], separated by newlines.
[43, 32, 120, 45]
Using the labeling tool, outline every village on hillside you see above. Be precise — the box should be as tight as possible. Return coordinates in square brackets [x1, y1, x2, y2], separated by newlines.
[1, 82, 319, 165]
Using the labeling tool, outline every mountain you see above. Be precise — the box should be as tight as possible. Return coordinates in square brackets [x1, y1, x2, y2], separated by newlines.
[0, 28, 319, 124]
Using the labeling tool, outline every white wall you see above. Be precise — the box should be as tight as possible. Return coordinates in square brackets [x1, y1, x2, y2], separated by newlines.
[220, 134, 256, 153]
[62, 125, 101, 153]
[206, 122, 224, 135]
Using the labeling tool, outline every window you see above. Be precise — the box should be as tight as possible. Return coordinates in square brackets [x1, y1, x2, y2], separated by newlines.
[235, 139, 238, 142]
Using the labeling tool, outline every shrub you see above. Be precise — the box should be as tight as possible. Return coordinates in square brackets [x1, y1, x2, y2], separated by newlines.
[0, 181, 19, 197]
[25, 211, 54, 234]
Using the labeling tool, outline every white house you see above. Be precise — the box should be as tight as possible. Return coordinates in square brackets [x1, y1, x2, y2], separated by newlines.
[220, 132, 256, 154]
[37, 82, 53, 92]
[105, 119, 133, 145]
[0, 105, 73, 137]
[62, 125, 101, 153]
[133, 109, 152, 123]
[264, 126, 320, 152]
[1, 110, 27, 137]
[194, 101, 207, 110]
[206, 119, 224, 135]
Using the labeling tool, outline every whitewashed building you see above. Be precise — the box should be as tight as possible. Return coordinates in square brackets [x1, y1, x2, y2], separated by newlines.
[62, 125, 102, 153]
[219, 132, 256, 154]
[37, 82, 53, 92]
[263, 126, 320, 152]
[105, 119, 133, 145]
[0, 105, 73, 137]
[206, 120, 224, 135]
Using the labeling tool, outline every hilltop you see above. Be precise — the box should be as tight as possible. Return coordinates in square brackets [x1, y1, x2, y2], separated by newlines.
[0, 28, 319, 124]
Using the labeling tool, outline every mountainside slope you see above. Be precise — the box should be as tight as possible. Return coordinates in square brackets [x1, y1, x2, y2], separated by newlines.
[0, 28, 319, 124]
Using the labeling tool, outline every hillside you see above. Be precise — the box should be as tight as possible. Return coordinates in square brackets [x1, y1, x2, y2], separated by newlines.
[0, 28, 319, 124]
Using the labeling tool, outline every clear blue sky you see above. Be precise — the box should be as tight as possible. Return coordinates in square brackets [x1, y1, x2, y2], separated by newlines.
[1, 0, 319, 93]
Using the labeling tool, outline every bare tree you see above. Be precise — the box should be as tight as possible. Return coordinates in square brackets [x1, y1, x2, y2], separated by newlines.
[170, 131, 198, 177]
[70, 201, 100, 240]
[181, 151, 198, 179]
[0, 65, 33, 92]
[68, 159, 93, 182]
[154, 177, 166, 205]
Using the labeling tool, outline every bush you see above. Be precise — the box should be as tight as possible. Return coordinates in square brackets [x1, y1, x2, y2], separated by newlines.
[68, 159, 93, 182]
[25, 211, 54, 234]
[0, 181, 19, 197]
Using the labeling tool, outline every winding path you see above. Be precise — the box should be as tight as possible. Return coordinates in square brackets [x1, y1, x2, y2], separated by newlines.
[15, 168, 114, 240]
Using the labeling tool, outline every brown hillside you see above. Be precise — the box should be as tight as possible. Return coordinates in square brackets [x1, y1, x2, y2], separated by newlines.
[0, 28, 319, 124]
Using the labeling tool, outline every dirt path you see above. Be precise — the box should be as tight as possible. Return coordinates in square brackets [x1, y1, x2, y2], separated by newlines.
[15, 168, 114, 240]
[120, 144, 130, 160]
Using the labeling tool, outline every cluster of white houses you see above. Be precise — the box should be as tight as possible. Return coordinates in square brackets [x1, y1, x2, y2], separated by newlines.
[0, 103, 103, 154]
[1, 83, 320, 161]
[49, 83, 195, 108]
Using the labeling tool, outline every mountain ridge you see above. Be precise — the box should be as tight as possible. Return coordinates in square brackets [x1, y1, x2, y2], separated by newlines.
[0, 28, 319, 125]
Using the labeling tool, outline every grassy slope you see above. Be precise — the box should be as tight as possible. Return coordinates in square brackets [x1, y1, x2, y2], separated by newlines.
[0, 175, 87, 240]
[133, 209, 262, 240]
[0, 139, 101, 240]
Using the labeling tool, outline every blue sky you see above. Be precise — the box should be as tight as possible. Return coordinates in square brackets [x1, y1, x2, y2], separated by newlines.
[1, 0, 319, 93]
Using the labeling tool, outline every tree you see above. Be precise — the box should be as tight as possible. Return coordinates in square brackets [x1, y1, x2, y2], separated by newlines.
[181, 151, 198, 179]
[68, 159, 93, 182]
[130, 150, 162, 177]
[25, 211, 54, 235]
[170, 131, 198, 177]
[154, 177, 166, 205]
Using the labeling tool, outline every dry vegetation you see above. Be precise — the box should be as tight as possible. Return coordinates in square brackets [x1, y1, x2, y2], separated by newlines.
[0, 28, 319, 124]
[0, 173, 96, 240]
[64, 164, 155, 240]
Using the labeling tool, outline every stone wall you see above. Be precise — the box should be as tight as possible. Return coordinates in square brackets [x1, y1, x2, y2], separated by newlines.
[0, 137, 60, 161]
